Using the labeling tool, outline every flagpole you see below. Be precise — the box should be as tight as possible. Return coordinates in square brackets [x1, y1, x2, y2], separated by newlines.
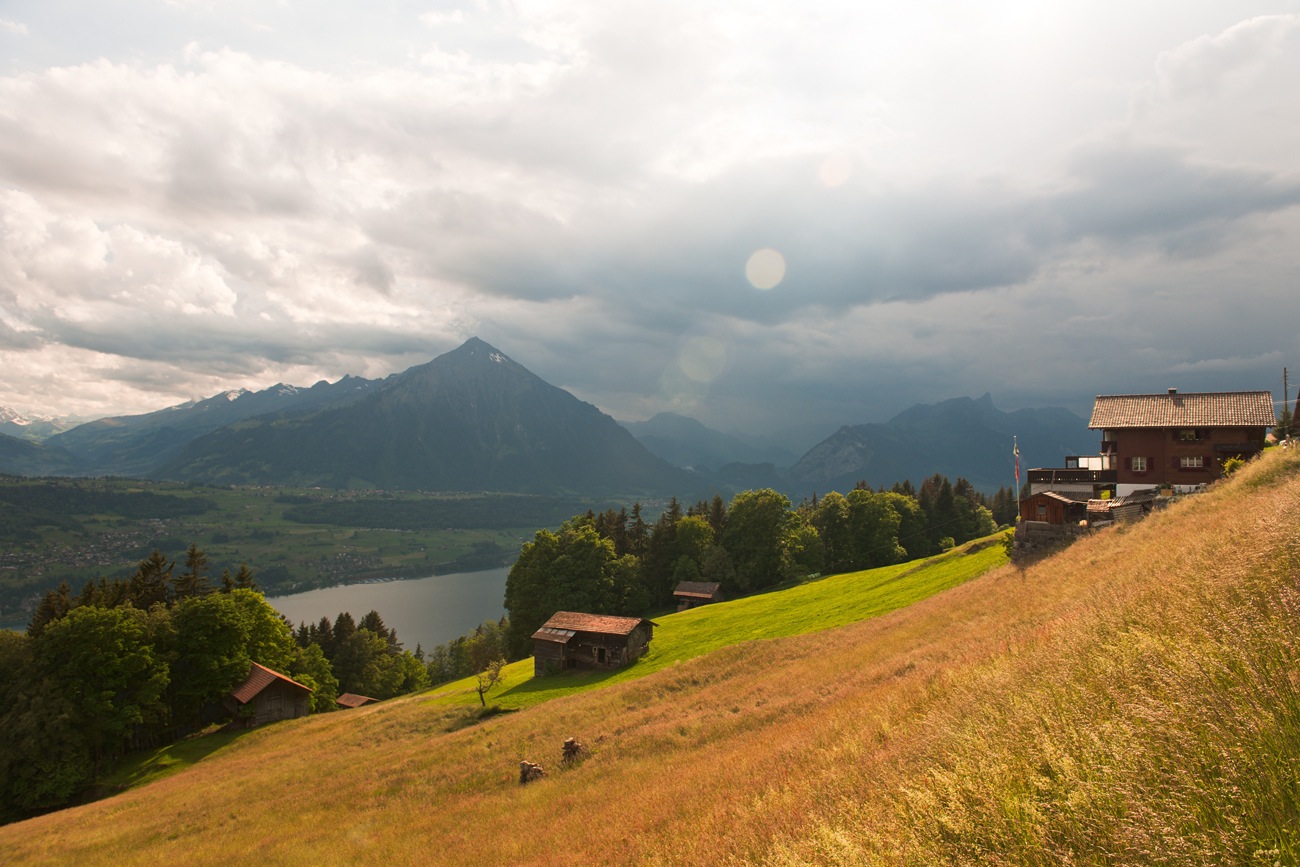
[1013, 435, 1021, 520]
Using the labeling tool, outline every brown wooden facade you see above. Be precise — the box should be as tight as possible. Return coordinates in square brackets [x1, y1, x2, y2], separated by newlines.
[532, 611, 656, 678]
[1089, 390, 1274, 495]
[224, 662, 312, 728]
[673, 581, 724, 611]
[1019, 491, 1089, 526]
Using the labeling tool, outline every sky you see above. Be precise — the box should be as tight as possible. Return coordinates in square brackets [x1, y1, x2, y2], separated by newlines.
[1, 1, 1298, 440]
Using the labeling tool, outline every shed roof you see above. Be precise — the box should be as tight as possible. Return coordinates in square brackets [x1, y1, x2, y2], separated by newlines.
[337, 693, 377, 708]
[1029, 491, 1091, 504]
[534, 611, 654, 637]
[1089, 391, 1275, 429]
[673, 581, 722, 598]
[229, 662, 312, 705]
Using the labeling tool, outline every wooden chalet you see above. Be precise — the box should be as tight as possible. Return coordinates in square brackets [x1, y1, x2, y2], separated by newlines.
[673, 580, 724, 611]
[1090, 389, 1275, 495]
[531, 611, 656, 678]
[224, 662, 312, 728]
[337, 693, 378, 709]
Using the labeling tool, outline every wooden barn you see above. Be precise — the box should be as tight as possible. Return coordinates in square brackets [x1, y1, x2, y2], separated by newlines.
[337, 693, 378, 709]
[673, 580, 724, 611]
[224, 662, 312, 728]
[1019, 490, 1089, 526]
[531, 611, 656, 678]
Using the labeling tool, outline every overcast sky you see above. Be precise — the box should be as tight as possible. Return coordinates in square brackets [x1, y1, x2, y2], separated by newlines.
[2, 1, 1298, 437]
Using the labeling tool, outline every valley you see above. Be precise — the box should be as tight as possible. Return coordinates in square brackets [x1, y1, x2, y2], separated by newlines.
[0, 475, 600, 628]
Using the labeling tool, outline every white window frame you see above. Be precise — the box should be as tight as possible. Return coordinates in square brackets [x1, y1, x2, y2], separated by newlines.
[1179, 455, 1204, 469]
[1131, 456, 1147, 472]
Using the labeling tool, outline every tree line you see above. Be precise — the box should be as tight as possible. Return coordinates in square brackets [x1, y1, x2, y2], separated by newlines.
[498, 475, 1016, 662]
[0, 544, 428, 823]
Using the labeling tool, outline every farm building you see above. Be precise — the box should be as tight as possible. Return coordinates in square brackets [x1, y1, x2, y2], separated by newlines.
[531, 611, 656, 678]
[673, 580, 724, 611]
[224, 662, 312, 728]
[337, 693, 378, 709]
[1019, 490, 1090, 526]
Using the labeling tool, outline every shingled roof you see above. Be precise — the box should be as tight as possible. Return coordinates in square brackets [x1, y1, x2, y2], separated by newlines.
[673, 581, 722, 599]
[228, 662, 312, 705]
[533, 611, 654, 638]
[1089, 391, 1275, 429]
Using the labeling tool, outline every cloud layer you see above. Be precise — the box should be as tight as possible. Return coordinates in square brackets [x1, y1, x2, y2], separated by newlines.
[1, 1, 1298, 440]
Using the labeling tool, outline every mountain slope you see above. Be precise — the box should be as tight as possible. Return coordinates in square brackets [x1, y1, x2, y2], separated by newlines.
[0, 432, 82, 476]
[787, 392, 1094, 493]
[3, 448, 1296, 863]
[622, 411, 798, 470]
[46, 376, 383, 476]
[158, 338, 695, 496]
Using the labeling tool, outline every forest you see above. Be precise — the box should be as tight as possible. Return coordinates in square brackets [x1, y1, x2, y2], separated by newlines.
[0, 547, 429, 823]
[426, 475, 1018, 680]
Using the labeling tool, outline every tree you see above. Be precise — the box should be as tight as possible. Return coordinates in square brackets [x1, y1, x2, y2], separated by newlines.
[172, 544, 211, 600]
[504, 518, 623, 657]
[290, 643, 339, 713]
[228, 589, 295, 674]
[170, 593, 252, 730]
[36, 606, 170, 775]
[128, 551, 174, 609]
[812, 491, 852, 573]
[720, 489, 795, 592]
[464, 626, 507, 707]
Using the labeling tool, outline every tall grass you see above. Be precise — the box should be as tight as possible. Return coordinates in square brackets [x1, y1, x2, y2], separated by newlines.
[3, 448, 1297, 865]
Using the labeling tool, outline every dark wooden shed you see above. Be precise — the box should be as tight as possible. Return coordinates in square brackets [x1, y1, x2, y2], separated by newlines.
[224, 662, 312, 728]
[673, 580, 724, 611]
[531, 611, 656, 678]
[1019, 491, 1089, 526]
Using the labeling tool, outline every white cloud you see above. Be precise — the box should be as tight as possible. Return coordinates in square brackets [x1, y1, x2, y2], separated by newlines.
[0, 2, 1297, 428]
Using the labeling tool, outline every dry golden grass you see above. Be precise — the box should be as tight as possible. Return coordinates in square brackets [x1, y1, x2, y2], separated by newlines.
[4, 448, 1299, 865]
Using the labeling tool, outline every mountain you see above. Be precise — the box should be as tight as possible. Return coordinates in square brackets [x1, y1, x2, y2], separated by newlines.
[0, 431, 83, 476]
[156, 338, 697, 496]
[786, 393, 1095, 494]
[621, 412, 798, 470]
[46, 375, 385, 476]
[0, 407, 81, 442]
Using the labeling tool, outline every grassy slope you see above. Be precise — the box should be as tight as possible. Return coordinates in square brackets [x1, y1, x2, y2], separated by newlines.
[432, 540, 1006, 710]
[3, 448, 1299, 865]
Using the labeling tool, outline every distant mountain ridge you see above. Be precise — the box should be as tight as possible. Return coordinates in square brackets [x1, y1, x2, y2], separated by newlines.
[622, 412, 798, 470]
[155, 338, 696, 496]
[44, 375, 386, 476]
[0, 407, 82, 442]
[786, 393, 1094, 494]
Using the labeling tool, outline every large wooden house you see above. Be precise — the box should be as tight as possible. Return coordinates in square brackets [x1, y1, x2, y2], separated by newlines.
[531, 611, 656, 678]
[224, 662, 312, 727]
[1089, 389, 1275, 495]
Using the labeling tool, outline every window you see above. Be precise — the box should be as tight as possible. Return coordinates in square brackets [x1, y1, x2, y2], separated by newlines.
[1131, 456, 1147, 472]
[1177, 428, 1200, 441]
[1179, 455, 1204, 469]
[1037, 504, 1047, 517]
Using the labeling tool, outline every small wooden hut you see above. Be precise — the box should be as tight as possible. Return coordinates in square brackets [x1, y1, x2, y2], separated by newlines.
[337, 693, 378, 709]
[531, 611, 656, 678]
[224, 662, 312, 728]
[673, 580, 724, 611]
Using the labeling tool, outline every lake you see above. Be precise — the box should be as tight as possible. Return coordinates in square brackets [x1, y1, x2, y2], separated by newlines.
[267, 566, 509, 653]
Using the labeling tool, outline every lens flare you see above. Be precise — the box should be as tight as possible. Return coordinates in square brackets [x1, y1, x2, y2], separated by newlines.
[679, 337, 727, 383]
[745, 248, 785, 290]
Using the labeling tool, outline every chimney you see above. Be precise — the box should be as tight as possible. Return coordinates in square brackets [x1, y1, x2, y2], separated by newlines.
[1167, 388, 1178, 395]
